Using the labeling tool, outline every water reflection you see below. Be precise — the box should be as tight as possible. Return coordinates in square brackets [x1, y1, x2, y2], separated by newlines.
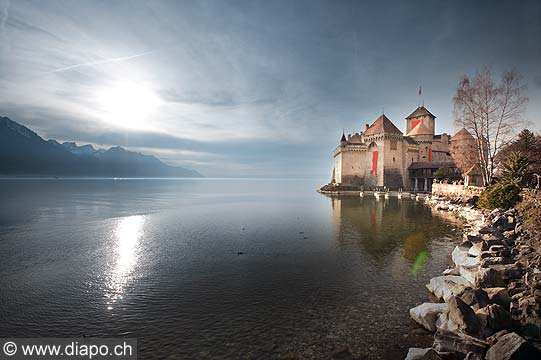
[106, 215, 145, 308]
[330, 196, 439, 266]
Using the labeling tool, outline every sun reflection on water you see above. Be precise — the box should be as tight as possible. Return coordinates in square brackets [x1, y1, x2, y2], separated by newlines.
[106, 215, 145, 309]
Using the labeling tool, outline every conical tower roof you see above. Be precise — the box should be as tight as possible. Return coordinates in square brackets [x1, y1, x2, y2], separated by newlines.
[452, 127, 474, 140]
[364, 114, 403, 136]
[406, 106, 436, 119]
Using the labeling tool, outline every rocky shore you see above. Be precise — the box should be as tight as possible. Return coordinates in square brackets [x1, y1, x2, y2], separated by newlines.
[406, 194, 541, 360]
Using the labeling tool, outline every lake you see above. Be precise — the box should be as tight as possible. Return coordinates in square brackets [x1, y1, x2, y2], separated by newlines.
[0, 179, 460, 359]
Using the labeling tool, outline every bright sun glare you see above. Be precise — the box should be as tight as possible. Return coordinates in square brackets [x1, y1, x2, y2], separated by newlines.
[96, 82, 160, 130]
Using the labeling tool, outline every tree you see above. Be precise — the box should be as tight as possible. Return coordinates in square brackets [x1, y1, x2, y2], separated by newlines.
[497, 129, 541, 178]
[453, 68, 528, 186]
[499, 151, 532, 186]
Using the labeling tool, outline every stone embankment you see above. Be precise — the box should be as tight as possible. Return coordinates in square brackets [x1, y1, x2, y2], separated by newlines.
[406, 195, 541, 360]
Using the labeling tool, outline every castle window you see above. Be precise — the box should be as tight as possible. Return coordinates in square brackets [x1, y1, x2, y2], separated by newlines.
[390, 140, 397, 150]
[393, 157, 395, 162]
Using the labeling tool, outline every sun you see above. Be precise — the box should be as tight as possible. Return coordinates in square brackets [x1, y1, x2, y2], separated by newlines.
[96, 82, 161, 130]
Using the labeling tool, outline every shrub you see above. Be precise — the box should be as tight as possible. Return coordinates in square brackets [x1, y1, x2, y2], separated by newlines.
[517, 190, 541, 237]
[477, 182, 521, 210]
[434, 167, 462, 182]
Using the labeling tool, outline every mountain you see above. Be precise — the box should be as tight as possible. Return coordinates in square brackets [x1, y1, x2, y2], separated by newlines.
[0, 116, 202, 178]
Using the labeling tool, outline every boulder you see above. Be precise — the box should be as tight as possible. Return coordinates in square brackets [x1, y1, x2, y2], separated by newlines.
[466, 234, 483, 243]
[404, 348, 442, 360]
[427, 276, 472, 301]
[476, 304, 512, 333]
[481, 234, 504, 247]
[433, 329, 487, 357]
[459, 266, 481, 285]
[485, 332, 540, 360]
[457, 287, 489, 310]
[464, 352, 482, 360]
[479, 226, 495, 235]
[481, 257, 511, 267]
[491, 264, 522, 282]
[459, 266, 506, 287]
[488, 245, 505, 252]
[485, 330, 509, 345]
[452, 246, 481, 268]
[468, 242, 486, 257]
[435, 311, 459, 333]
[484, 288, 511, 308]
[443, 268, 461, 276]
[410, 303, 449, 332]
[447, 296, 482, 337]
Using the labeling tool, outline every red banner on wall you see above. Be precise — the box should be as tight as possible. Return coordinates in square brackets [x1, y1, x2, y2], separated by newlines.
[372, 151, 378, 175]
[411, 119, 421, 129]
[429, 148, 433, 161]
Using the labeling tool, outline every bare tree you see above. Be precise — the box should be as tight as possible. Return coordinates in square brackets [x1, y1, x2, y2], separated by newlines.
[453, 68, 528, 185]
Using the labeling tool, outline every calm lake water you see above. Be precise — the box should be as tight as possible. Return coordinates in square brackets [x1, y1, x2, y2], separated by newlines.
[0, 179, 460, 359]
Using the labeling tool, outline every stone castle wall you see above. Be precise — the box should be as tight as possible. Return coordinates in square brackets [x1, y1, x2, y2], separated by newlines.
[431, 183, 484, 198]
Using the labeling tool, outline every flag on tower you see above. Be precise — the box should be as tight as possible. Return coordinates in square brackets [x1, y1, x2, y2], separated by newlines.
[418, 85, 422, 97]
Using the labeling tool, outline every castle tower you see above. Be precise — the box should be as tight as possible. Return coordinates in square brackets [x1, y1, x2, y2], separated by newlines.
[364, 114, 404, 189]
[405, 106, 436, 135]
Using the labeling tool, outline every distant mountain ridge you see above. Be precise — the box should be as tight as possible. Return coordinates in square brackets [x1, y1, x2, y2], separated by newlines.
[0, 116, 202, 178]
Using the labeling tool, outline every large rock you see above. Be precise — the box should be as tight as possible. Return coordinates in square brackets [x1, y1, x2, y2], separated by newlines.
[490, 264, 522, 282]
[447, 296, 482, 337]
[485, 304, 512, 332]
[404, 348, 442, 360]
[485, 332, 540, 360]
[464, 352, 482, 360]
[459, 265, 506, 287]
[468, 242, 487, 257]
[433, 329, 487, 357]
[466, 234, 483, 243]
[457, 287, 489, 310]
[427, 276, 472, 301]
[481, 257, 512, 267]
[410, 303, 449, 332]
[476, 304, 512, 338]
[452, 246, 481, 268]
[443, 267, 461, 276]
[459, 266, 481, 285]
[484, 288, 512, 308]
[481, 234, 504, 247]
[485, 330, 509, 345]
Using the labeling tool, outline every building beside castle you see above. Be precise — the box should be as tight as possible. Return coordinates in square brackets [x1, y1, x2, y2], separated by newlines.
[330, 106, 455, 192]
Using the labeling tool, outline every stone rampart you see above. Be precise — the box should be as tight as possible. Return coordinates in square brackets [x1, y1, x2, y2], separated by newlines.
[432, 183, 484, 198]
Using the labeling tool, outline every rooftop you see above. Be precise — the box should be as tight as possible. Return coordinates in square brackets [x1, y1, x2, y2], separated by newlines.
[364, 114, 403, 136]
[406, 106, 436, 119]
[452, 127, 474, 140]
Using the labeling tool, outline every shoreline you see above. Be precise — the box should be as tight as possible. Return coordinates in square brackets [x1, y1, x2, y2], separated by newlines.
[405, 192, 541, 359]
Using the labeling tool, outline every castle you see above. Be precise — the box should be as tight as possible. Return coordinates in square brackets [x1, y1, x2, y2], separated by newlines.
[330, 106, 454, 192]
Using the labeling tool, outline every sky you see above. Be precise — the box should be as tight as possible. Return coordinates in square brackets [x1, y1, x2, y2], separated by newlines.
[0, 0, 540, 178]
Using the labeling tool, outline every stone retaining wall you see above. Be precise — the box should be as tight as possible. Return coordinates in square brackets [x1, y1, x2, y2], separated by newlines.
[432, 183, 484, 198]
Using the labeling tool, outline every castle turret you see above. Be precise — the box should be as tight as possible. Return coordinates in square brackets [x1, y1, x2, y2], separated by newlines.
[340, 131, 347, 146]
[405, 106, 436, 135]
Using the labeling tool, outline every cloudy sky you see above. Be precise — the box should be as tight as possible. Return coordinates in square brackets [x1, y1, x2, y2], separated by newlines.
[0, 0, 540, 177]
